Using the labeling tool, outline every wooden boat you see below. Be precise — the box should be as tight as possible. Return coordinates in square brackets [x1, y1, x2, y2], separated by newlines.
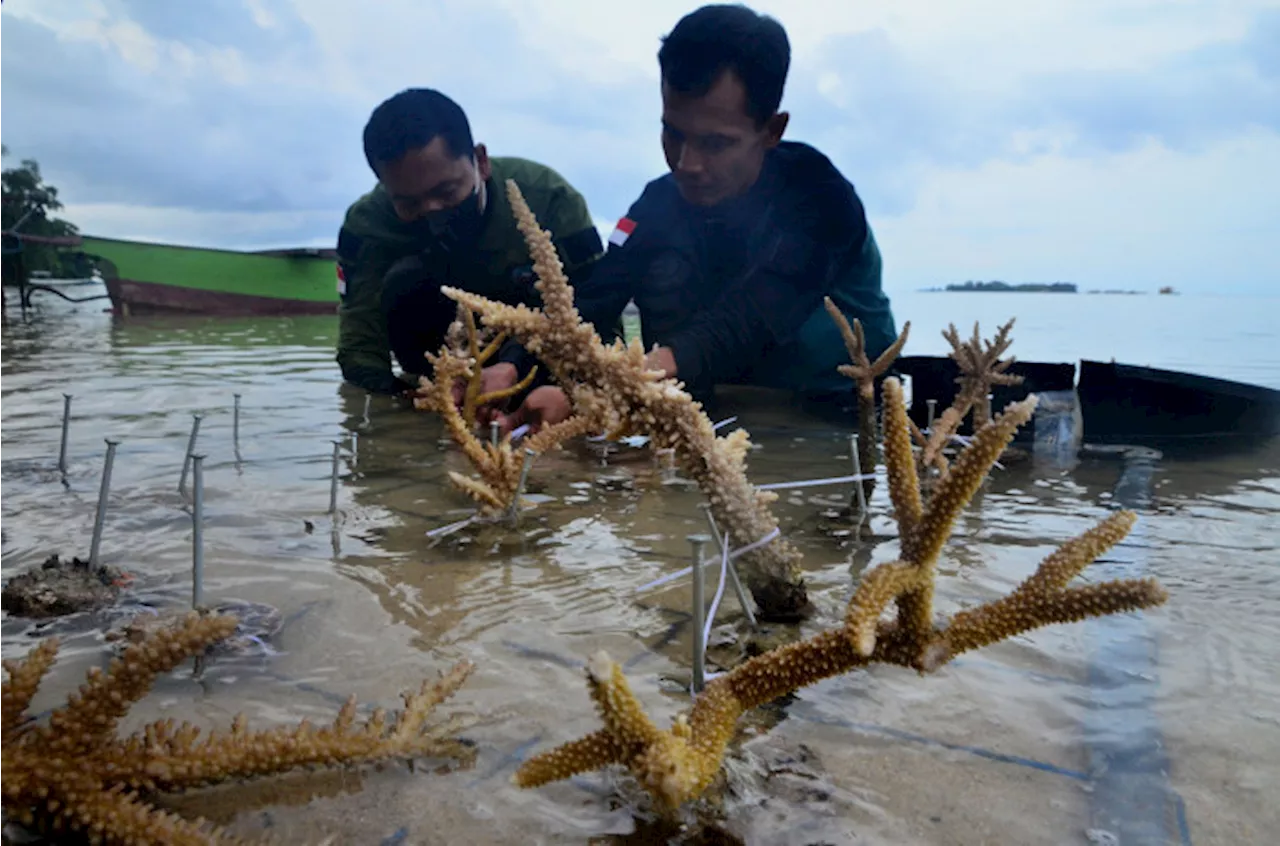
[76, 235, 340, 316]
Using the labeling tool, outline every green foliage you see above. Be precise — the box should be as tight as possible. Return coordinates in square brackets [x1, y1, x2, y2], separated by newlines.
[2, 145, 82, 276]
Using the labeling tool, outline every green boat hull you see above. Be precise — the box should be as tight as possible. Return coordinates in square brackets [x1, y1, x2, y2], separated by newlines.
[79, 236, 340, 316]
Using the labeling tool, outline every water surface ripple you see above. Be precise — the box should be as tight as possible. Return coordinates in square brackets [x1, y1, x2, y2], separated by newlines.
[2, 295, 1277, 845]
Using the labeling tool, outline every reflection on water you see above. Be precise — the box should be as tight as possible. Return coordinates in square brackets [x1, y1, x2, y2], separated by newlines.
[3, 297, 1279, 845]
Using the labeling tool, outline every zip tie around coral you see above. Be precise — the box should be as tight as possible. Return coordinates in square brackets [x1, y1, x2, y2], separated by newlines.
[701, 538, 731, 661]
[425, 514, 479, 539]
[585, 415, 737, 445]
[920, 429, 1005, 470]
[636, 526, 781, 593]
[244, 634, 284, 657]
[509, 423, 531, 443]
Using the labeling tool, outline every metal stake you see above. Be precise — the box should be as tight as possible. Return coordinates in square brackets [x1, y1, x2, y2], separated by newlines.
[850, 433, 868, 516]
[178, 414, 203, 497]
[490, 419, 500, 448]
[88, 439, 119, 567]
[232, 394, 242, 461]
[699, 504, 758, 630]
[656, 448, 678, 483]
[328, 440, 342, 515]
[687, 534, 711, 694]
[926, 398, 937, 432]
[191, 453, 205, 609]
[58, 393, 72, 475]
[362, 392, 372, 428]
[506, 448, 537, 525]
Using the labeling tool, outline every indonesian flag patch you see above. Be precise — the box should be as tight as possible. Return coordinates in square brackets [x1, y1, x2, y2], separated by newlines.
[608, 216, 636, 247]
[336, 264, 347, 296]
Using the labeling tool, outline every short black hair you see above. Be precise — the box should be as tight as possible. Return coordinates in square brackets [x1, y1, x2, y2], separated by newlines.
[362, 88, 475, 175]
[657, 4, 791, 126]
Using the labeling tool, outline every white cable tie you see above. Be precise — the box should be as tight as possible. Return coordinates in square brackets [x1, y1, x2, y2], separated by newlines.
[636, 526, 780, 593]
[948, 433, 1006, 468]
[425, 514, 478, 539]
[509, 423, 531, 442]
[712, 416, 737, 431]
[637, 565, 695, 593]
[756, 473, 876, 491]
[702, 539, 730, 657]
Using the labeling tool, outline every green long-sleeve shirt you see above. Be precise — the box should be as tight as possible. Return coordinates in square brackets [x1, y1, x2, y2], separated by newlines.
[335, 156, 604, 394]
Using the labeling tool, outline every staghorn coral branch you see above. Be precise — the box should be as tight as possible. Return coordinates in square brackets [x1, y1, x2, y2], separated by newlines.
[417, 304, 593, 516]
[824, 297, 910, 402]
[514, 729, 629, 789]
[2, 638, 59, 739]
[824, 297, 910, 506]
[105, 663, 475, 795]
[881, 378, 923, 538]
[941, 318, 1023, 431]
[38, 614, 239, 757]
[59, 782, 237, 846]
[513, 377, 1169, 812]
[460, 307, 540, 424]
[424, 350, 523, 514]
[934, 510, 1160, 662]
[2, 612, 476, 845]
[444, 179, 810, 621]
[842, 562, 918, 656]
[902, 395, 1036, 567]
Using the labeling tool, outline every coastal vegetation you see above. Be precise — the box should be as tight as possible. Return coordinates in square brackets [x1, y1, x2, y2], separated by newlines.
[1, 149, 86, 279]
[938, 280, 1077, 293]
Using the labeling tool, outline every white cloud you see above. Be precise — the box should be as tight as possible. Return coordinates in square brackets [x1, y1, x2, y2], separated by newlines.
[875, 129, 1280, 293]
[2, 0, 1277, 294]
[244, 0, 277, 30]
[60, 203, 338, 250]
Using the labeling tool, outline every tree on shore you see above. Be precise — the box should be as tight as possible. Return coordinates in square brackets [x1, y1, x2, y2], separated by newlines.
[2, 146, 82, 278]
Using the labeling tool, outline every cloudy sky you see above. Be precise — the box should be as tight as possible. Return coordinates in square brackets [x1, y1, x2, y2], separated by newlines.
[2, 0, 1277, 295]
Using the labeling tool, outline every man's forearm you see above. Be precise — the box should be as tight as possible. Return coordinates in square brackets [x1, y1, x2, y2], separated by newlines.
[337, 306, 410, 395]
[339, 358, 415, 395]
[667, 289, 810, 388]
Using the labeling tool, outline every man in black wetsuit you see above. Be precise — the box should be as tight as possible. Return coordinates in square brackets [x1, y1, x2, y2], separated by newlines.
[483, 3, 898, 430]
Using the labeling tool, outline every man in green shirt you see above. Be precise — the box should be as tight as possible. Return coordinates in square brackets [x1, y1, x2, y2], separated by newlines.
[335, 88, 605, 395]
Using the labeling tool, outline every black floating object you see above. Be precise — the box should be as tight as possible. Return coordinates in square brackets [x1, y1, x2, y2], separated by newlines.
[1076, 359, 1280, 454]
[889, 355, 1076, 440]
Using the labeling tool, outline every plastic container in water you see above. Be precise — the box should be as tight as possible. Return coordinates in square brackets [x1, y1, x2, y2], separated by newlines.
[1032, 389, 1084, 460]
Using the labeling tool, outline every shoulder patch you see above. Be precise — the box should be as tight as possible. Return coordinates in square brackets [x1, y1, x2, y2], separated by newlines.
[336, 263, 348, 298]
[608, 217, 637, 247]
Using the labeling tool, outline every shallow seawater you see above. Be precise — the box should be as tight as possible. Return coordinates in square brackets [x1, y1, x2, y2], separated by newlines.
[2, 295, 1279, 846]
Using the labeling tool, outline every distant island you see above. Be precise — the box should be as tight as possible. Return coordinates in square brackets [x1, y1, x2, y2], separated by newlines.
[922, 281, 1179, 295]
[929, 280, 1078, 293]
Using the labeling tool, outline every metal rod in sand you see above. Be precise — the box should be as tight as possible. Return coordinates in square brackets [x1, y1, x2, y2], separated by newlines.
[232, 394, 242, 460]
[88, 439, 119, 567]
[849, 433, 868, 516]
[926, 398, 937, 432]
[505, 448, 537, 525]
[178, 413, 204, 496]
[191, 453, 206, 609]
[328, 440, 342, 515]
[58, 393, 72, 475]
[687, 534, 711, 694]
